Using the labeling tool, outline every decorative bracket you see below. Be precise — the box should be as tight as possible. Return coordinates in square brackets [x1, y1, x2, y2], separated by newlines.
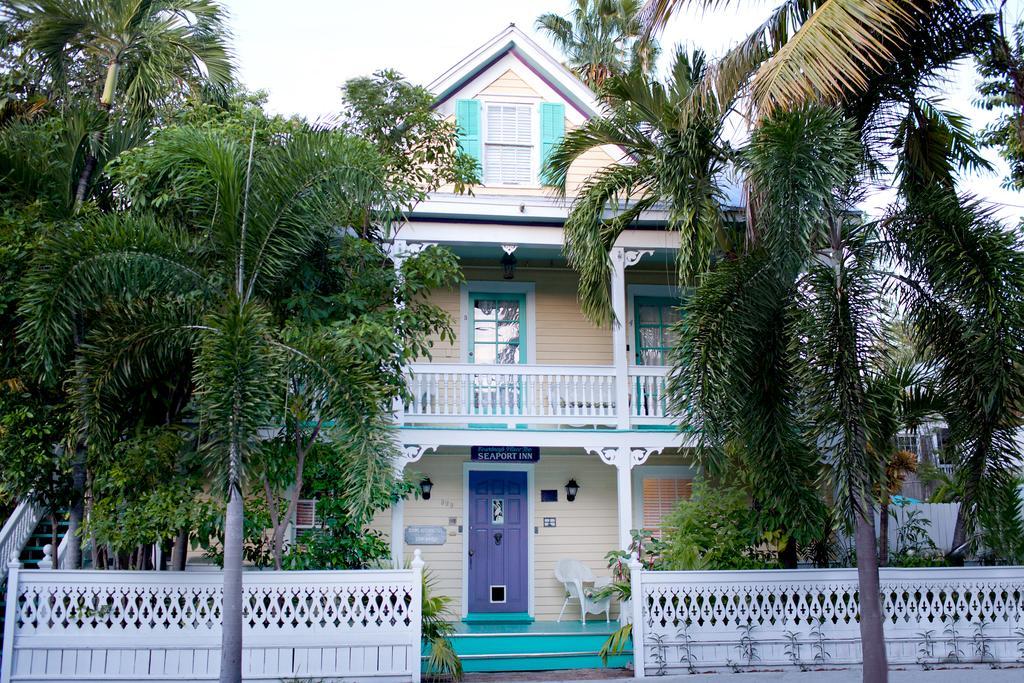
[501, 244, 518, 255]
[395, 444, 438, 473]
[390, 240, 437, 263]
[590, 447, 627, 468]
[623, 249, 654, 268]
[630, 447, 663, 467]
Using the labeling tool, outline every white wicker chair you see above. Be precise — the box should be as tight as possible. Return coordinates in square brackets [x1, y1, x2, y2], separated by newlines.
[555, 558, 611, 623]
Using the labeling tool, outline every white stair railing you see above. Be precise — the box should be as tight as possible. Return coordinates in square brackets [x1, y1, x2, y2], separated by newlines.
[0, 501, 42, 583]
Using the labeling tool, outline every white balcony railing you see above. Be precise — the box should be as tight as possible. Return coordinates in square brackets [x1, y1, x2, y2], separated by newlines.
[404, 363, 673, 427]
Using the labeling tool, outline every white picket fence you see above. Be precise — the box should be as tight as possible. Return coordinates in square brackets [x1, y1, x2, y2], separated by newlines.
[1, 551, 425, 683]
[629, 564, 1024, 675]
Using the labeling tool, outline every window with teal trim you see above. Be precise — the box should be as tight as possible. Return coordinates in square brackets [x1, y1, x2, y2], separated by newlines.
[471, 296, 522, 365]
[634, 296, 681, 366]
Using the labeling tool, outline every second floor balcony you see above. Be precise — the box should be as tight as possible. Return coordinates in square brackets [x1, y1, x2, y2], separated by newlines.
[403, 362, 673, 429]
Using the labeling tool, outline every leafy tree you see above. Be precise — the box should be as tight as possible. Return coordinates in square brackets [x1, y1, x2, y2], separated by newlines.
[536, 0, 654, 87]
[18, 122, 401, 683]
[340, 69, 479, 201]
[2, 0, 234, 207]
[977, 20, 1024, 190]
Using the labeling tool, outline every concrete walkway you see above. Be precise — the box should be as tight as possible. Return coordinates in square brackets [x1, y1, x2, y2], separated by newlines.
[464, 667, 1024, 682]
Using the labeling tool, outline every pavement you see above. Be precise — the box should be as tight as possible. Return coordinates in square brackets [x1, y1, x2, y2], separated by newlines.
[462, 666, 1024, 682]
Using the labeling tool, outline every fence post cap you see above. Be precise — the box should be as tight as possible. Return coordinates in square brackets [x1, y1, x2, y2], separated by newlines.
[8, 550, 21, 568]
[411, 548, 424, 570]
[37, 544, 53, 569]
[628, 553, 642, 570]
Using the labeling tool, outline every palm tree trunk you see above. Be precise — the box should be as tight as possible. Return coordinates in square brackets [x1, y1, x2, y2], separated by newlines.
[74, 60, 119, 210]
[65, 449, 86, 569]
[219, 442, 244, 683]
[878, 501, 889, 567]
[948, 509, 968, 566]
[853, 492, 888, 683]
[170, 528, 189, 570]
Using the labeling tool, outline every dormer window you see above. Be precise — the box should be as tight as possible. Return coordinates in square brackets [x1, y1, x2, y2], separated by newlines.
[455, 98, 564, 189]
[484, 104, 533, 185]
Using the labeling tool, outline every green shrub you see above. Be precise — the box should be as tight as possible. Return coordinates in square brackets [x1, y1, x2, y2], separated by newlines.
[660, 481, 780, 570]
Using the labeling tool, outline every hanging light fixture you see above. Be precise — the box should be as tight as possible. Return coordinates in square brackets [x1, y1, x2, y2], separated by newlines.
[501, 244, 518, 279]
[565, 479, 580, 502]
[420, 477, 434, 500]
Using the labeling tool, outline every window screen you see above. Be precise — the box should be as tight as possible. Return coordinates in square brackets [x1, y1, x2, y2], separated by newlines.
[635, 297, 682, 366]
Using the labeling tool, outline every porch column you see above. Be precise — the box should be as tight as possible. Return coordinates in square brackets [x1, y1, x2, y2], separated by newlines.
[391, 454, 408, 569]
[610, 248, 630, 429]
[598, 447, 633, 550]
[391, 445, 437, 568]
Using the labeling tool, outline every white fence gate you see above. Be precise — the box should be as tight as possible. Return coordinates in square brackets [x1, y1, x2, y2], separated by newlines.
[2, 552, 425, 683]
[630, 564, 1024, 676]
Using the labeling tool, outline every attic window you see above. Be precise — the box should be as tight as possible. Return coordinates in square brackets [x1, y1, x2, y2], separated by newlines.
[484, 104, 533, 185]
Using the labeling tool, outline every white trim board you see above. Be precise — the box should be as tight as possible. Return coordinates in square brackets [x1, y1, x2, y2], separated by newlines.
[460, 281, 538, 365]
[461, 461, 536, 618]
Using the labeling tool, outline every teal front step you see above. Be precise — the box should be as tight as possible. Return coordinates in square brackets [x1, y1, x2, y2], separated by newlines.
[429, 620, 632, 673]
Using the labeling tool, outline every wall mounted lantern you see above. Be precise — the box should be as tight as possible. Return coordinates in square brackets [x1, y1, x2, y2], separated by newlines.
[420, 477, 434, 500]
[565, 479, 580, 502]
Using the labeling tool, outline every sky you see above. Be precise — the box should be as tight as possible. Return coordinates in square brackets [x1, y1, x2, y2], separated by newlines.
[221, 0, 1024, 223]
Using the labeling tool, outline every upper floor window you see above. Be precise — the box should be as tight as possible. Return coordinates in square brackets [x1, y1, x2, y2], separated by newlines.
[634, 297, 681, 366]
[484, 104, 533, 186]
[455, 98, 564, 188]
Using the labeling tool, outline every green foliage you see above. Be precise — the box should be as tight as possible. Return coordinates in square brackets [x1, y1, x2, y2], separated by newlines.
[0, 384, 71, 513]
[660, 481, 781, 570]
[536, 0, 654, 88]
[977, 21, 1024, 190]
[598, 623, 633, 666]
[553, 47, 734, 325]
[888, 507, 945, 567]
[86, 425, 209, 566]
[282, 440, 417, 570]
[422, 570, 462, 681]
[341, 69, 478, 199]
[195, 494, 275, 569]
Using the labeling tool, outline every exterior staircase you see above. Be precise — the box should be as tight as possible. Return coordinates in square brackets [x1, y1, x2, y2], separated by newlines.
[0, 509, 69, 666]
[435, 620, 632, 674]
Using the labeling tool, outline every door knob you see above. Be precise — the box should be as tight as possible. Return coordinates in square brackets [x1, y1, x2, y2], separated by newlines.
[494, 532, 503, 545]
[468, 549, 474, 557]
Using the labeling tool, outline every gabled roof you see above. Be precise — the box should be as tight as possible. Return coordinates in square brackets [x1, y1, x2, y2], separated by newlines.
[428, 23, 601, 119]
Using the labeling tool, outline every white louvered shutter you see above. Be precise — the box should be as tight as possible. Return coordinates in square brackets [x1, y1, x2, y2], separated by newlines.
[295, 499, 317, 529]
[642, 478, 692, 536]
[484, 104, 533, 185]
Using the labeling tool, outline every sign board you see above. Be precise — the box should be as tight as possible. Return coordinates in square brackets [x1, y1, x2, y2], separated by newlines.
[405, 525, 447, 545]
[471, 446, 540, 463]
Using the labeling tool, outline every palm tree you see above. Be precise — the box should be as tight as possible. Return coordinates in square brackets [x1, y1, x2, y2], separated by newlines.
[19, 124, 401, 683]
[639, 0, 998, 114]
[2, 0, 234, 207]
[536, 0, 654, 88]
[547, 47, 735, 325]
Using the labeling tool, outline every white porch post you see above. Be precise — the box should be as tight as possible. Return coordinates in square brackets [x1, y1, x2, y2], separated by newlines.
[597, 446, 660, 551]
[615, 455, 632, 550]
[390, 473, 406, 569]
[610, 248, 630, 430]
[597, 447, 633, 550]
[391, 445, 437, 569]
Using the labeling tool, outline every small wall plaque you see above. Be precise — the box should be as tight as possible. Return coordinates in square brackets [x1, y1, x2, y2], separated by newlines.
[404, 525, 447, 545]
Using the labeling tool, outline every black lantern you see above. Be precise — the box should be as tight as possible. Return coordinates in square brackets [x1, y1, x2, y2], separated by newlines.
[420, 477, 434, 500]
[501, 252, 517, 279]
[565, 478, 580, 502]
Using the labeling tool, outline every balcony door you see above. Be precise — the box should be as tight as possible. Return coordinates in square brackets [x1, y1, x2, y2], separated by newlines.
[469, 293, 526, 420]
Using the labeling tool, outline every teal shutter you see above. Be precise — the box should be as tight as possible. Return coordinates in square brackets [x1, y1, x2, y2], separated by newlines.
[539, 102, 565, 186]
[456, 99, 482, 174]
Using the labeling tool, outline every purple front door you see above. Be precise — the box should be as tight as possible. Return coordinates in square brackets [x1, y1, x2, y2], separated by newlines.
[468, 470, 528, 613]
